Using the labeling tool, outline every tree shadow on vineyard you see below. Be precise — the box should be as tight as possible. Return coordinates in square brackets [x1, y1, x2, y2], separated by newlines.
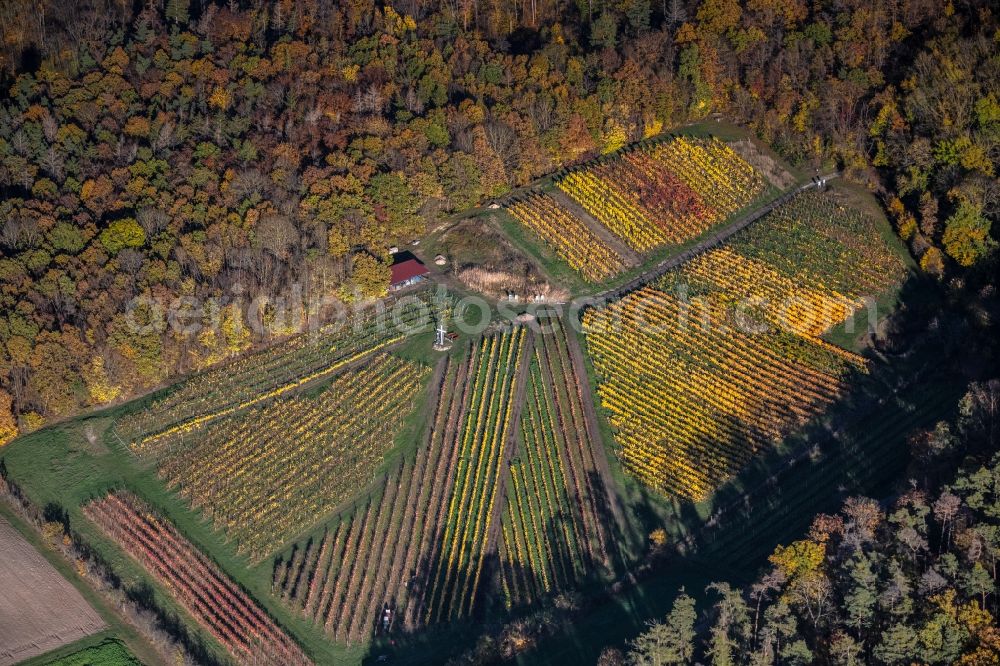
[362, 545, 506, 665]
[586, 468, 637, 572]
[270, 535, 317, 596]
[684, 267, 998, 571]
[525, 266, 999, 664]
[362, 502, 641, 665]
[13, 494, 228, 666]
[362, 265, 1000, 664]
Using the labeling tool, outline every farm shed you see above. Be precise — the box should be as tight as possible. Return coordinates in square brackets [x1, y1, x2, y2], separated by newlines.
[389, 251, 430, 291]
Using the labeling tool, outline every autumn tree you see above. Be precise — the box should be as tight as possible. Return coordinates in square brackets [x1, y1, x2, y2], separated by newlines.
[0, 390, 17, 446]
[99, 219, 146, 255]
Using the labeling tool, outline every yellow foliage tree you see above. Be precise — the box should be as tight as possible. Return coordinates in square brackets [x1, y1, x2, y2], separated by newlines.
[696, 0, 742, 35]
[327, 226, 349, 258]
[20, 411, 45, 433]
[888, 196, 917, 241]
[0, 390, 17, 446]
[86, 356, 122, 405]
[643, 117, 664, 139]
[123, 115, 151, 137]
[222, 305, 251, 353]
[769, 539, 825, 580]
[602, 121, 628, 155]
[943, 202, 996, 267]
[384, 5, 417, 35]
[208, 86, 231, 110]
[920, 246, 945, 276]
[348, 252, 391, 300]
[101, 46, 129, 74]
[342, 64, 360, 83]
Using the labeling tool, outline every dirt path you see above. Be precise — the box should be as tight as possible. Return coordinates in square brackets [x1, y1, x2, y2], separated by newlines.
[548, 189, 643, 268]
[422, 355, 449, 428]
[481, 328, 535, 564]
[561, 319, 627, 533]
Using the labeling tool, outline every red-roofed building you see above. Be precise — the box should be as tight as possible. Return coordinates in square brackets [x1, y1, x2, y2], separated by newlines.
[389, 251, 430, 291]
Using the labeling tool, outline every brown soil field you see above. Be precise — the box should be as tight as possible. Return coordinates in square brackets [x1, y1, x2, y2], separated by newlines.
[0, 516, 107, 666]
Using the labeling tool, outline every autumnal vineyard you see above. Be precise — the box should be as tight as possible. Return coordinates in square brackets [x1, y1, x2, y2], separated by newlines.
[271, 356, 466, 643]
[421, 327, 528, 624]
[498, 318, 615, 609]
[84, 491, 311, 665]
[726, 191, 907, 300]
[273, 462, 414, 646]
[153, 354, 430, 560]
[117, 293, 441, 449]
[271, 321, 625, 641]
[583, 191, 907, 500]
[556, 136, 766, 253]
[506, 193, 628, 282]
